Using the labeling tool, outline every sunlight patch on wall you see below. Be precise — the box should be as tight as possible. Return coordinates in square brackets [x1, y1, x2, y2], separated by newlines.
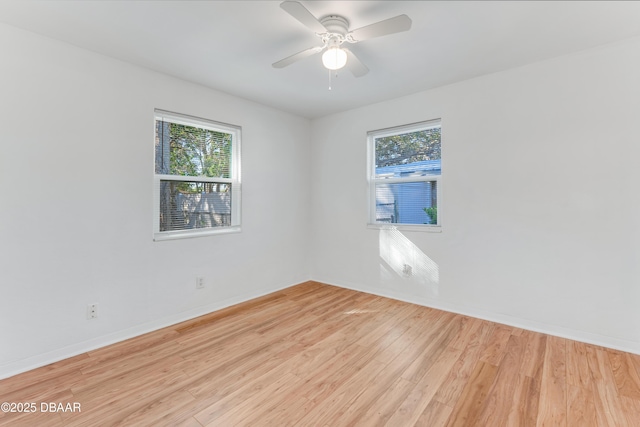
[379, 227, 439, 295]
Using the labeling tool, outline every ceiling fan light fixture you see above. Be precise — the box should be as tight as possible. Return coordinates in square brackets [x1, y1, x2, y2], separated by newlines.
[275, 1, 412, 77]
[322, 46, 347, 70]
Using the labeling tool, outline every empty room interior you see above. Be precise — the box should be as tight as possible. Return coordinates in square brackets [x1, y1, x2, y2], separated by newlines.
[2, 1, 640, 425]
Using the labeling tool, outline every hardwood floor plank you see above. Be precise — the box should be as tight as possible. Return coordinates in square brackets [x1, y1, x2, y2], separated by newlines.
[337, 340, 456, 426]
[0, 408, 64, 427]
[567, 383, 598, 427]
[478, 324, 513, 366]
[263, 344, 385, 426]
[182, 300, 336, 392]
[194, 324, 368, 425]
[74, 348, 185, 397]
[0, 353, 94, 397]
[589, 348, 631, 427]
[414, 400, 454, 427]
[477, 334, 527, 426]
[86, 329, 180, 364]
[184, 334, 298, 400]
[566, 341, 592, 388]
[106, 389, 197, 426]
[505, 374, 538, 427]
[536, 335, 567, 427]
[626, 352, 640, 379]
[432, 320, 493, 407]
[351, 376, 416, 426]
[519, 332, 546, 426]
[272, 299, 373, 357]
[280, 280, 322, 298]
[444, 361, 499, 427]
[65, 367, 191, 426]
[384, 345, 463, 426]
[173, 416, 205, 427]
[198, 373, 302, 426]
[355, 305, 426, 365]
[294, 343, 376, 404]
[294, 358, 388, 426]
[511, 327, 526, 337]
[520, 329, 547, 379]
[70, 354, 186, 404]
[226, 380, 310, 427]
[179, 331, 267, 378]
[445, 316, 482, 351]
[259, 396, 313, 427]
[400, 314, 466, 384]
[373, 310, 455, 366]
[607, 350, 640, 400]
[0, 373, 80, 404]
[173, 292, 288, 334]
[619, 396, 640, 425]
[1, 281, 639, 426]
[284, 331, 357, 377]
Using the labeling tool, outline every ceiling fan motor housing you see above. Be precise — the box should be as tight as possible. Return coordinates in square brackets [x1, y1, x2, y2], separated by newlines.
[274, 1, 412, 77]
[320, 15, 349, 37]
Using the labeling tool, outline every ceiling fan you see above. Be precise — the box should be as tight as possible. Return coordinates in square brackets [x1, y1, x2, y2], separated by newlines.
[272, 1, 412, 77]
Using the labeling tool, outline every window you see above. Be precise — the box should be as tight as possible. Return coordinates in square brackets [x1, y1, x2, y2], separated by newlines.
[368, 120, 441, 228]
[154, 109, 241, 240]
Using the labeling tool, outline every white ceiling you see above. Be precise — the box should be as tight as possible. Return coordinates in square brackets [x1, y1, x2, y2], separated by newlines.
[2, 1, 640, 119]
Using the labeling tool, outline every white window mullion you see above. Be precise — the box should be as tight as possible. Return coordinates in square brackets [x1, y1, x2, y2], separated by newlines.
[155, 174, 233, 184]
[373, 176, 440, 185]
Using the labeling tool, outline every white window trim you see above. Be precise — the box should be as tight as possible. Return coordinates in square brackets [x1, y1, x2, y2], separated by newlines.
[153, 109, 242, 241]
[367, 119, 442, 232]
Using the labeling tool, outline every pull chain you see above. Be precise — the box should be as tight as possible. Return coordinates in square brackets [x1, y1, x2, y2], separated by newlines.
[328, 70, 339, 91]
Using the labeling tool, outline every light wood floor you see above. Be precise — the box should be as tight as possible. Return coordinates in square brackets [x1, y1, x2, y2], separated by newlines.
[1, 282, 640, 426]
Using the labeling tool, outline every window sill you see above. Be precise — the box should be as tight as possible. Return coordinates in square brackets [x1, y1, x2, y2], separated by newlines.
[367, 223, 442, 233]
[154, 226, 241, 241]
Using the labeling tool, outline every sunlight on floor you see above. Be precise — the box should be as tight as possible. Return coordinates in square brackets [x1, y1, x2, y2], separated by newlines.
[343, 309, 379, 315]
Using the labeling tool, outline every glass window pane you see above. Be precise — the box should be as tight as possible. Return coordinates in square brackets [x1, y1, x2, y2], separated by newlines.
[158, 180, 232, 232]
[375, 181, 438, 225]
[155, 120, 232, 178]
[375, 127, 441, 178]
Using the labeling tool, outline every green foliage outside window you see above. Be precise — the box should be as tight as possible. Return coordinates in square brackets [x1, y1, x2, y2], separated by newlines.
[167, 123, 232, 193]
[169, 123, 231, 178]
[423, 206, 437, 224]
[375, 127, 441, 168]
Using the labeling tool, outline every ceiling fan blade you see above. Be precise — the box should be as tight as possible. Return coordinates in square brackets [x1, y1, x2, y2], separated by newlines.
[280, 1, 327, 33]
[272, 46, 324, 68]
[348, 14, 412, 42]
[343, 48, 369, 77]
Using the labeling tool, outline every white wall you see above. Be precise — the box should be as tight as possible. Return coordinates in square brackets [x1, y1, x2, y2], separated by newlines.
[0, 24, 311, 378]
[310, 37, 640, 354]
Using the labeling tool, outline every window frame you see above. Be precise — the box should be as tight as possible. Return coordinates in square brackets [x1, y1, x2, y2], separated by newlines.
[367, 119, 442, 232]
[153, 109, 242, 241]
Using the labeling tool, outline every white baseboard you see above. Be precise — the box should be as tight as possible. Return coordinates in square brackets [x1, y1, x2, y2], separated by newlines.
[0, 281, 299, 380]
[315, 277, 640, 356]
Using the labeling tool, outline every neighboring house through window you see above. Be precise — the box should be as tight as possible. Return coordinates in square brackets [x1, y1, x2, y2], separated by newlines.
[368, 119, 441, 228]
[154, 109, 241, 240]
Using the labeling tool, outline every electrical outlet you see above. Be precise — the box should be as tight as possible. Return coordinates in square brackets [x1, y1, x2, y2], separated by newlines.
[402, 264, 412, 277]
[87, 304, 98, 319]
[196, 276, 205, 289]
